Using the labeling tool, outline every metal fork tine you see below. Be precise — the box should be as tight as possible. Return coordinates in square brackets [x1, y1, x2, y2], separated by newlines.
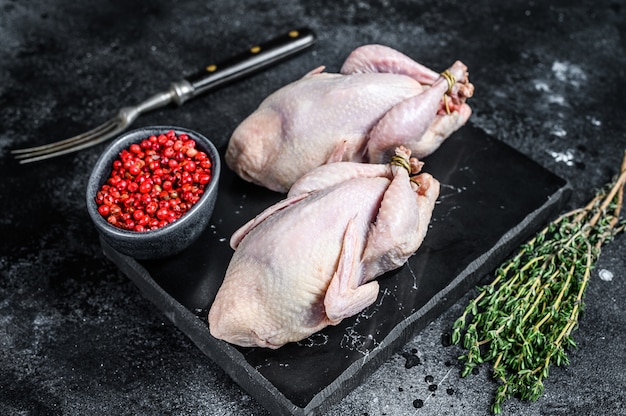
[12, 117, 121, 157]
[13, 119, 126, 164]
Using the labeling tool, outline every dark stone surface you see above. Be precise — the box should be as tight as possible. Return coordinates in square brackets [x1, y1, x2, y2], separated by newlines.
[1, 1, 625, 415]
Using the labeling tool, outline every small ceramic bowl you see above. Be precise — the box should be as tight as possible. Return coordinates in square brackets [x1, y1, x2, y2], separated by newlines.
[86, 126, 220, 259]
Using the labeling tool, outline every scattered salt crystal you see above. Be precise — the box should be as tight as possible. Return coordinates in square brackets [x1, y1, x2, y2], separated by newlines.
[547, 149, 575, 166]
[550, 127, 567, 137]
[534, 80, 550, 92]
[589, 116, 602, 127]
[598, 269, 613, 282]
[552, 61, 587, 87]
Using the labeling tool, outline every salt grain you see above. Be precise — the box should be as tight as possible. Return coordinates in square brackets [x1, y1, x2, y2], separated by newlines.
[598, 269, 614, 282]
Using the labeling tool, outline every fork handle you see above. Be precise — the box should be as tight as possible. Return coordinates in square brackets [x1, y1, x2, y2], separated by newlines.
[172, 27, 317, 105]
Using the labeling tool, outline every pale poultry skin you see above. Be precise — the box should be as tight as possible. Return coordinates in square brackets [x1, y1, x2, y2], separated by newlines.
[209, 147, 440, 349]
[226, 44, 473, 193]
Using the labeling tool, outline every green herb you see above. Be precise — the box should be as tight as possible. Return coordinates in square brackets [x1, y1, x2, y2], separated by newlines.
[452, 151, 626, 414]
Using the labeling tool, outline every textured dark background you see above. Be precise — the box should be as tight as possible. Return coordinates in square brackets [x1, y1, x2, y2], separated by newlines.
[1, 0, 625, 415]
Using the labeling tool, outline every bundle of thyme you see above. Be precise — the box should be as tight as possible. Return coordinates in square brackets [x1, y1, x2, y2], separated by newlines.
[452, 150, 626, 414]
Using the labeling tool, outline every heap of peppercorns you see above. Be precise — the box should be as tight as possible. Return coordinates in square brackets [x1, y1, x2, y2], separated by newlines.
[95, 130, 212, 232]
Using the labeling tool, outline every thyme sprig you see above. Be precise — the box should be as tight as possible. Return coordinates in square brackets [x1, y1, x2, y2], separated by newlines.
[452, 151, 626, 414]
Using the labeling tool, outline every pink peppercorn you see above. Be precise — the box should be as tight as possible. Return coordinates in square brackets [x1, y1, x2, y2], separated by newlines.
[95, 130, 212, 232]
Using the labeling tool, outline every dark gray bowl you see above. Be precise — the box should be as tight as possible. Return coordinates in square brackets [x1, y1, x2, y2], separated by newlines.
[86, 126, 221, 259]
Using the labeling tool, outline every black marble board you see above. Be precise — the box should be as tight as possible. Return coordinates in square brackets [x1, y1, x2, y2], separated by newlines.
[101, 124, 570, 415]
